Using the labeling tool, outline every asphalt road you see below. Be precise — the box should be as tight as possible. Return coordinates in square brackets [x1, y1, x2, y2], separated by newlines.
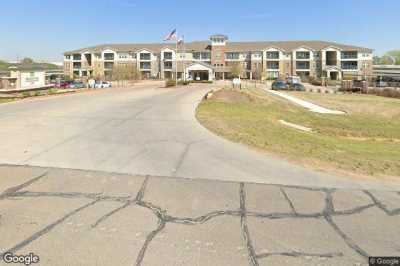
[0, 82, 398, 190]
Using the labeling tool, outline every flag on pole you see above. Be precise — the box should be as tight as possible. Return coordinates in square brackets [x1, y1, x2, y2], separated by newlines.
[163, 29, 177, 41]
[177, 35, 184, 45]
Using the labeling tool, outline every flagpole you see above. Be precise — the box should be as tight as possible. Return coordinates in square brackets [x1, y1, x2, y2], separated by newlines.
[174, 30, 177, 85]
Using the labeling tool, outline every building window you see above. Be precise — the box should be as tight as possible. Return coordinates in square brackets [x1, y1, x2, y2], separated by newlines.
[266, 51, 279, 59]
[73, 62, 81, 69]
[140, 53, 151, 60]
[65, 55, 71, 60]
[193, 52, 201, 60]
[341, 51, 358, 59]
[296, 52, 310, 60]
[104, 62, 114, 69]
[296, 61, 310, 70]
[73, 54, 81, 60]
[118, 53, 128, 59]
[140, 62, 151, 69]
[225, 52, 240, 60]
[267, 61, 279, 69]
[341, 61, 358, 70]
[201, 52, 211, 60]
[164, 61, 172, 69]
[104, 53, 114, 60]
[164, 52, 173, 60]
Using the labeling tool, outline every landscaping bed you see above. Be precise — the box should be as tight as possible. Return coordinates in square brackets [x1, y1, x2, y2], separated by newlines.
[196, 88, 400, 178]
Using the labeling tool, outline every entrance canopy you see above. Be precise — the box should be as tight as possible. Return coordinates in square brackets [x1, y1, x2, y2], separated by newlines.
[185, 62, 214, 81]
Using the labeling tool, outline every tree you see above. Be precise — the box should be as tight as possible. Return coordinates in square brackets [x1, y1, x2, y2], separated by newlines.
[21, 57, 34, 64]
[374, 50, 400, 65]
[230, 62, 244, 78]
[111, 64, 141, 86]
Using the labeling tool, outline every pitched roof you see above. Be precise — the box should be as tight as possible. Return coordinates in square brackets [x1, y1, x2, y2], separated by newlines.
[64, 40, 372, 55]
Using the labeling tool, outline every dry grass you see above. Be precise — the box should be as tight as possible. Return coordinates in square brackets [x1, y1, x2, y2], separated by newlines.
[196, 88, 400, 178]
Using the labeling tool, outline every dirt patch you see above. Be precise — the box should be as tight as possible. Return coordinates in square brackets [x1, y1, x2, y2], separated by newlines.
[209, 89, 254, 104]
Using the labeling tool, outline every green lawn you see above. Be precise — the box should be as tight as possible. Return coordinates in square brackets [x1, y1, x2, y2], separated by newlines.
[0, 98, 17, 104]
[196, 88, 400, 178]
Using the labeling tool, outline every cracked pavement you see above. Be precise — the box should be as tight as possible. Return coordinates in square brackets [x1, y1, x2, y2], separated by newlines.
[0, 165, 399, 265]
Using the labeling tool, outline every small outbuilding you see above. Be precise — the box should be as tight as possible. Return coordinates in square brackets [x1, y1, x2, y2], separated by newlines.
[0, 65, 48, 91]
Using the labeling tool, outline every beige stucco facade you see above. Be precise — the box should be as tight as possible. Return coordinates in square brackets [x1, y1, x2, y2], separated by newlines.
[64, 35, 373, 81]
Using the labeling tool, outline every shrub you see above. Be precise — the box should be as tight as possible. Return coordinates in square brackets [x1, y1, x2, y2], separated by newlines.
[311, 79, 322, 86]
[165, 79, 176, 87]
[22, 91, 30, 97]
[368, 88, 400, 99]
[178, 81, 190, 86]
[48, 88, 57, 94]
[34, 91, 41, 96]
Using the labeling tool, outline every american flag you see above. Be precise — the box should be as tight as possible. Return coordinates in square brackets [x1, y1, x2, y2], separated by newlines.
[163, 29, 177, 41]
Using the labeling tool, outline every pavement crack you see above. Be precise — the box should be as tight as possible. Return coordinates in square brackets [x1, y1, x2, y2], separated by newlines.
[135, 176, 149, 201]
[134, 201, 167, 266]
[91, 177, 150, 228]
[166, 210, 240, 225]
[0, 198, 100, 260]
[240, 183, 259, 266]
[11, 191, 104, 200]
[91, 201, 134, 229]
[172, 140, 204, 176]
[280, 187, 297, 215]
[0, 171, 48, 199]
[256, 251, 343, 259]
[323, 189, 369, 260]
[363, 190, 400, 216]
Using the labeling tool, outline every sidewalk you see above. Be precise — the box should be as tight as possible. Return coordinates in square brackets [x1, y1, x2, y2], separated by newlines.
[0, 165, 399, 265]
[266, 89, 346, 115]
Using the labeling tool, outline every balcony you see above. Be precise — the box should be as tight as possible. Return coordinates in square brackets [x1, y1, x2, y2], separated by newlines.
[193, 52, 211, 61]
[140, 54, 151, 61]
[341, 51, 358, 60]
[72, 62, 82, 69]
[140, 62, 151, 70]
[104, 62, 114, 70]
[341, 61, 358, 70]
[296, 61, 310, 70]
[164, 53, 173, 60]
[296, 52, 310, 60]
[164, 62, 172, 70]
[72, 54, 81, 61]
[266, 52, 279, 60]
[225, 52, 240, 60]
[266, 61, 279, 70]
[104, 53, 115, 61]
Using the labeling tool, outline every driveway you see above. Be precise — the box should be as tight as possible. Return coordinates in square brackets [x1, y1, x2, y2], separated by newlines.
[0, 82, 398, 190]
[0, 83, 399, 266]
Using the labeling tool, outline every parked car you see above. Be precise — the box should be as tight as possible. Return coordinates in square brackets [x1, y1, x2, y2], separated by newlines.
[69, 81, 85, 89]
[290, 83, 306, 91]
[94, 81, 112, 88]
[102, 81, 112, 88]
[286, 75, 301, 85]
[271, 80, 289, 90]
[57, 81, 72, 89]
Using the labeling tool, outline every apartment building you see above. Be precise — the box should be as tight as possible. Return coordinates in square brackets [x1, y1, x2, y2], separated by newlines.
[63, 34, 373, 81]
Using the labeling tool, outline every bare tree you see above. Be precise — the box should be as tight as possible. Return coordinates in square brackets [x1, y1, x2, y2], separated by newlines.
[230, 62, 244, 78]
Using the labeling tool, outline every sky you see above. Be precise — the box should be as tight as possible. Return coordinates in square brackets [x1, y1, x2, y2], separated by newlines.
[0, 0, 399, 62]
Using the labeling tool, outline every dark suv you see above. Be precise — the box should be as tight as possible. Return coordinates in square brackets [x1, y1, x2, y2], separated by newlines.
[271, 80, 289, 90]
